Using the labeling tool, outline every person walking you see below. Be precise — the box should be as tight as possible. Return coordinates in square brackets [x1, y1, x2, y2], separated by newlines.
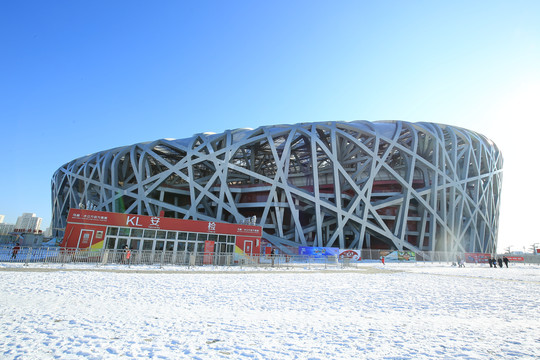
[497, 257, 503, 268]
[122, 245, 131, 264]
[270, 248, 276, 267]
[503, 256, 509, 268]
[11, 243, 20, 259]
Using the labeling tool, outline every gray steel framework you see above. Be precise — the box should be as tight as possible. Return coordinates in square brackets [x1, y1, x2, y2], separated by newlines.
[52, 121, 503, 254]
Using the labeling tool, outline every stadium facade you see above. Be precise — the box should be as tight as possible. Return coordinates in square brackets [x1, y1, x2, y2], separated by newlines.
[52, 121, 503, 254]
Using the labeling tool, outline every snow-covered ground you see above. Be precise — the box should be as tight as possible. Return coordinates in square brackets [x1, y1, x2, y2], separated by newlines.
[1, 262, 538, 359]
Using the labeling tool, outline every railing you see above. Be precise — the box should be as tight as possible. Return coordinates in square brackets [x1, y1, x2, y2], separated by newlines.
[1, 246, 539, 268]
[0, 247, 347, 268]
[0, 247, 233, 267]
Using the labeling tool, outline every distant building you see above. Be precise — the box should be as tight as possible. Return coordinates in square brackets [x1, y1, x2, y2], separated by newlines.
[17, 233, 44, 247]
[44, 226, 53, 237]
[0, 222, 15, 235]
[0, 215, 12, 237]
[15, 213, 43, 234]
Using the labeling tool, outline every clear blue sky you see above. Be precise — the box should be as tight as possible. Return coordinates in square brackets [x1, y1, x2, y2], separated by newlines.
[1, 1, 539, 251]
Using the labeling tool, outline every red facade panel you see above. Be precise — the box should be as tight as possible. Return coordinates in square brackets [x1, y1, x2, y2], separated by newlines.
[61, 209, 262, 256]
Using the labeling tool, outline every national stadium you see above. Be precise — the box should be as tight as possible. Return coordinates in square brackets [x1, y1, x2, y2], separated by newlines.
[51, 120, 503, 255]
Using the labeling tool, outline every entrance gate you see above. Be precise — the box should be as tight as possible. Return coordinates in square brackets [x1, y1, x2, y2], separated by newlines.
[62, 209, 263, 264]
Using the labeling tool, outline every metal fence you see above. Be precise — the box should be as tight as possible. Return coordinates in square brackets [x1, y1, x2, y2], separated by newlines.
[0, 247, 233, 267]
[0, 246, 346, 269]
[1, 246, 539, 268]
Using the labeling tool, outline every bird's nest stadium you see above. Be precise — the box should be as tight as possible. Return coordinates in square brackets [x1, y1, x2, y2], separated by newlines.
[52, 120, 503, 254]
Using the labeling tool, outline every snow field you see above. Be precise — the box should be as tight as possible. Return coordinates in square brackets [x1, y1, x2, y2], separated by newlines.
[0, 263, 538, 359]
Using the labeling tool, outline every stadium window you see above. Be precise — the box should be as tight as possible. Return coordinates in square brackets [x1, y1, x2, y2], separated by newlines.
[105, 237, 116, 249]
[131, 228, 143, 237]
[216, 242, 227, 253]
[196, 242, 204, 253]
[142, 240, 153, 250]
[144, 229, 156, 238]
[130, 239, 141, 251]
[117, 238, 128, 249]
[198, 233, 208, 241]
[177, 242, 186, 251]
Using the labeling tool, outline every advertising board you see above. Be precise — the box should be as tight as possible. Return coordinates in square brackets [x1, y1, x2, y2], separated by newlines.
[505, 256, 524, 262]
[464, 253, 491, 263]
[378, 250, 416, 262]
[298, 247, 339, 258]
[339, 249, 361, 261]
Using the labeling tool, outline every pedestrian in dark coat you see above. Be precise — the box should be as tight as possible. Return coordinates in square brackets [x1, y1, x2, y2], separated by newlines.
[497, 258, 503, 268]
[503, 257, 509, 268]
[11, 243, 20, 259]
[489, 257, 493, 268]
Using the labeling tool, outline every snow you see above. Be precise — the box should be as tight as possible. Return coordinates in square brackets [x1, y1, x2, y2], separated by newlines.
[1, 262, 538, 359]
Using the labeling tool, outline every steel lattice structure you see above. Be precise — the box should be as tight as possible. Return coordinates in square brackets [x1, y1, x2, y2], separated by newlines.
[52, 121, 503, 254]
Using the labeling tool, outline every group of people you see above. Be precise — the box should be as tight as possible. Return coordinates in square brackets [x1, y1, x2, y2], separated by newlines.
[455, 255, 465, 267]
[454, 255, 510, 268]
[489, 256, 509, 268]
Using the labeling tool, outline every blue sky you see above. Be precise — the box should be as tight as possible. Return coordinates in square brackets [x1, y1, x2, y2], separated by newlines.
[1, 1, 539, 251]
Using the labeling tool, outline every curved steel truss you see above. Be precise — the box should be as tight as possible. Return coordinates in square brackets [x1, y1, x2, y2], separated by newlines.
[52, 121, 503, 253]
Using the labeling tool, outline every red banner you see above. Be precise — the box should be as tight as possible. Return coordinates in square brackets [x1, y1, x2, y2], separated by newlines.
[203, 241, 215, 264]
[67, 209, 262, 237]
[505, 256, 524, 262]
[464, 253, 491, 263]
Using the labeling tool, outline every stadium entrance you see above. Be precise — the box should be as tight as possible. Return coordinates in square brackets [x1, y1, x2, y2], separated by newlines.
[60, 209, 262, 260]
